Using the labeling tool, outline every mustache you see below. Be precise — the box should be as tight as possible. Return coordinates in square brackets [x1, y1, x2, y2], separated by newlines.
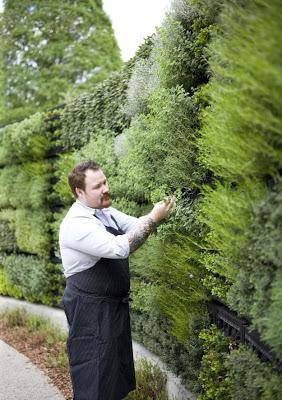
[101, 192, 112, 200]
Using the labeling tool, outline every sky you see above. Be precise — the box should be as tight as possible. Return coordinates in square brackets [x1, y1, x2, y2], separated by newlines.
[0, 0, 172, 61]
[103, 0, 171, 61]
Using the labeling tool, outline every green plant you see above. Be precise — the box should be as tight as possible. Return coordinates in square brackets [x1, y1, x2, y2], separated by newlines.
[55, 348, 69, 369]
[199, 0, 282, 181]
[197, 0, 282, 300]
[0, 267, 24, 299]
[198, 179, 267, 286]
[0, 113, 51, 165]
[111, 198, 148, 218]
[198, 325, 233, 400]
[1, 209, 51, 257]
[123, 53, 160, 118]
[125, 358, 168, 400]
[0, 166, 17, 207]
[224, 345, 282, 400]
[131, 309, 207, 393]
[0, 307, 68, 370]
[26, 313, 66, 343]
[60, 68, 130, 150]
[130, 233, 208, 341]
[1, 254, 48, 302]
[156, 0, 223, 92]
[115, 85, 202, 203]
[0, 219, 17, 253]
[41, 263, 65, 307]
[50, 209, 69, 258]
[263, 269, 282, 359]
[78, 131, 118, 178]
[1, 307, 27, 327]
[26, 313, 50, 333]
[1, 0, 121, 124]
[227, 182, 282, 359]
[53, 152, 78, 205]
[0, 161, 52, 209]
[60, 34, 156, 150]
[1, 255, 64, 305]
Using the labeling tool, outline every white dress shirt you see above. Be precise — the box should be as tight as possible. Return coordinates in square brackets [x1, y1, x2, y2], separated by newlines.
[59, 200, 138, 277]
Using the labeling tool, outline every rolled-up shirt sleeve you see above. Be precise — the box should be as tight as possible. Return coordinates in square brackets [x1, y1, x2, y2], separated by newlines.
[61, 218, 130, 259]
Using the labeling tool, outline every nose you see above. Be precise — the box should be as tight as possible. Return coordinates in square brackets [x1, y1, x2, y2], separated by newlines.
[102, 183, 109, 193]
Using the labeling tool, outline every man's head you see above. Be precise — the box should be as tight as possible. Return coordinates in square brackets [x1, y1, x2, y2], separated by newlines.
[68, 160, 112, 209]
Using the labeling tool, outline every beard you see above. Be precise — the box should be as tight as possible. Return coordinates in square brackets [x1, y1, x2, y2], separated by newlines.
[101, 192, 112, 207]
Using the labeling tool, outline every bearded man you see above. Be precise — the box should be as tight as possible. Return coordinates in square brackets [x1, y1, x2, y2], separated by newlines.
[59, 160, 175, 400]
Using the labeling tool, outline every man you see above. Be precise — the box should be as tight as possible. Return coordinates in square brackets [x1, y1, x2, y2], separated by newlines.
[59, 160, 175, 400]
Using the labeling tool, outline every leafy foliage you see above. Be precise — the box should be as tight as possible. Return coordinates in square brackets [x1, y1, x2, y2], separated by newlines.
[224, 345, 282, 400]
[60, 69, 130, 150]
[156, 0, 223, 92]
[125, 35, 155, 71]
[1, 255, 64, 305]
[0, 0, 121, 124]
[111, 198, 148, 218]
[0, 0, 281, 394]
[50, 208, 69, 259]
[115, 85, 201, 202]
[227, 182, 282, 359]
[0, 112, 50, 166]
[198, 325, 232, 400]
[0, 266, 24, 299]
[199, 0, 282, 180]
[198, 325, 282, 400]
[131, 309, 208, 393]
[0, 218, 17, 253]
[197, 0, 282, 299]
[53, 152, 78, 206]
[125, 358, 168, 400]
[0, 307, 68, 364]
[198, 179, 267, 285]
[264, 270, 282, 360]
[0, 161, 52, 209]
[0, 208, 51, 257]
[123, 51, 160, 119]
[130, 234, 208, 341]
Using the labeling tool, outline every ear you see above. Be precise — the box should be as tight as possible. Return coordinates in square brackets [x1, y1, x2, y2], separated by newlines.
[75, 187, 83, 198]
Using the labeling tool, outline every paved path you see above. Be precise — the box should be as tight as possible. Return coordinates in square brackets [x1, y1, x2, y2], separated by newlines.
[0, 339, 64, 400]
[0, 296, 195, 400]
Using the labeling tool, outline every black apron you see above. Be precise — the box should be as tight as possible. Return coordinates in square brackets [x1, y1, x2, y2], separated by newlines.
[62, 220, 136, 400]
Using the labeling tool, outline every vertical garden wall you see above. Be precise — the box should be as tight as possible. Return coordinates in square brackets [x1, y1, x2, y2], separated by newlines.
[0, 111, 64, 304]
[0, 0, 281, 398]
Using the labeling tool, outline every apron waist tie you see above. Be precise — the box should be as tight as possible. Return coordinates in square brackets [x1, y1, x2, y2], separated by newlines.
[66, 283, 132, 303]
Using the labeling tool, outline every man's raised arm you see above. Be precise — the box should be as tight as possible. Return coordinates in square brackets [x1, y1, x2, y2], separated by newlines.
[127, 198, 175, 253]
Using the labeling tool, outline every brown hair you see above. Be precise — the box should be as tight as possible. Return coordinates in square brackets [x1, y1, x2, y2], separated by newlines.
[68, 160, 101, 197]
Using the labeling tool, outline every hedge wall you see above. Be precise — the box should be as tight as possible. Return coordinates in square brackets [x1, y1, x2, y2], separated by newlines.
[0, 0, 281, 397]
[0, 109, 64, 306]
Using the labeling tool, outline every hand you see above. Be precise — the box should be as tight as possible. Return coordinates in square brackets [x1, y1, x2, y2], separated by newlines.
[149, 197, 176, 224]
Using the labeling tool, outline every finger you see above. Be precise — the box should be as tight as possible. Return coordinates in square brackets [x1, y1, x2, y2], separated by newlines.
[170, 199, 176, 211]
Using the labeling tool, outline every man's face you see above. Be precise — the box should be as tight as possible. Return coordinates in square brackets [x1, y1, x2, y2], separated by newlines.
[75, 169, 112, 209]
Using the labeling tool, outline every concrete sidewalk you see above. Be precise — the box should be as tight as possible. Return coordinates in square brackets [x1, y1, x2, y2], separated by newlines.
[0, 339, 64, 400]
[0, 296, 195, 400]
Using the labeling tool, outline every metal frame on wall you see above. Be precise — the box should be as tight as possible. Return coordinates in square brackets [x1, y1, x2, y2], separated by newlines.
[208, 300, 282, 372]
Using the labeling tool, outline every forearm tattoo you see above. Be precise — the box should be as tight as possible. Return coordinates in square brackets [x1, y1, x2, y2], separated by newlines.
[127, 216, 157, 253]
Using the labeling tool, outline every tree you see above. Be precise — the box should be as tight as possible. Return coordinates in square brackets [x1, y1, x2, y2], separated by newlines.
[0, 0, 122, 125]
